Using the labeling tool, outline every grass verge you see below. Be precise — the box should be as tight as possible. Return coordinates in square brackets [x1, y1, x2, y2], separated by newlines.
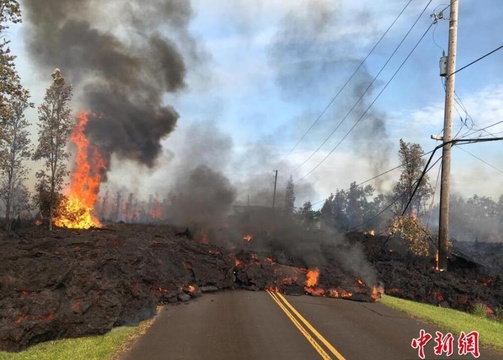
[380, 295, 503, 353]
[0, 318, 155, 360]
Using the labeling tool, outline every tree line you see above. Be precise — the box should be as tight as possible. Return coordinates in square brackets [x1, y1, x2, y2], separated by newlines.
[282, 139, 503, 254]
[0, 2, 73, 230]
[283, 139, 434, 232]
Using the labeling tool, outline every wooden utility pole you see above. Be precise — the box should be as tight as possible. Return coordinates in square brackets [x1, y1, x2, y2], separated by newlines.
[438, 0, 459, 271]
[272, 170, 278, 209]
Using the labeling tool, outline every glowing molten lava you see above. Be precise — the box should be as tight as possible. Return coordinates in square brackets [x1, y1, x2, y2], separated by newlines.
[304, 268, 326, 296]
[54, 112, 106, 229]
[243, 234, 253, 242]
[371, 285, 384, 302]
[305, 268, 320, 287]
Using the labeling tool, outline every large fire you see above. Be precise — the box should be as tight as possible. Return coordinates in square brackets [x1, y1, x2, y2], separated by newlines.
[54, 112, 106, 229]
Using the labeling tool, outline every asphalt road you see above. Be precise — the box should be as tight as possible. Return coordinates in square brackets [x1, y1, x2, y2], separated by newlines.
[121, 290, 502, 360]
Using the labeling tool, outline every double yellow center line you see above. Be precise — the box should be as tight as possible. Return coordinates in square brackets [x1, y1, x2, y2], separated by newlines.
[266, 290, 346, 360]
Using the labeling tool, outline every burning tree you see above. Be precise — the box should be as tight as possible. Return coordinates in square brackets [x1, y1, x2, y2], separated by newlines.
[33, 69, 73, 230]
[53, 111, 106, 229]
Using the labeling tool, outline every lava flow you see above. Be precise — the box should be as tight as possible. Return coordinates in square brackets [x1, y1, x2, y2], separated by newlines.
[304, 268, 325, 296]
[54, 112, 106, 229]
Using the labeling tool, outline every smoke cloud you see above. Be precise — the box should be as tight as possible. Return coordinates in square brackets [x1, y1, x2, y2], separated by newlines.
[161, 121, 237, 226]
[268, 1, 391, 190]
[170, 165, 237, 227]
[22, 0, 196, 168]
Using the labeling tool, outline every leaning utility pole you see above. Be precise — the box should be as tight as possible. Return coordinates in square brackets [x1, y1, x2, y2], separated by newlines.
[438, 0, 459, 271]
[272, 170, 278, 209]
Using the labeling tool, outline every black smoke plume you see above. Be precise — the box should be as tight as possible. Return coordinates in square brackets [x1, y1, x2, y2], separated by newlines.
[22, 0, 195, 167]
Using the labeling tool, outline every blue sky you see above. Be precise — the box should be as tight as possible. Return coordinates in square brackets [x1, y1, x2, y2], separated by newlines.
[9, 0, 503, 206]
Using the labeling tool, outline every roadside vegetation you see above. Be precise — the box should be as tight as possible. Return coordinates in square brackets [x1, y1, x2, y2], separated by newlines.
[380, 295, 503, 353]
[0, 318, 153, 360]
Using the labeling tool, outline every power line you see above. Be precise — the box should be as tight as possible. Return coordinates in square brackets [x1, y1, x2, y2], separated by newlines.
[286, 0, 434, 176]
[276, 0, 416, 168]
[297, 20, 435, 181]
[309, 164, 403, 208]
[460, 120, 503, 139]
[401, 153, 442, 216]
[309, 149, 436, 208]
[449, 44, 503, 77]
[319, 142, 455, 232]
[317, 139, 503, 232]
[346, 155, 442, 232]
[441, 77, 479, 138]
[456, 146, 503, 174]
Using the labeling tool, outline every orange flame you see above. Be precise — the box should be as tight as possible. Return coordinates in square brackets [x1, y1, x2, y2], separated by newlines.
[243, 234, 253, 242]
[328, 288, 353, 298]
[305, 268, 320, 287]
[149, 203, 163, 219]
[54, 112, 106, 229]
[371, 285, 384, 302]
[340, 290, 353, 298]
[328, 289, 353, 298]
[188, 285, 196, 293]
[329, 289, 339, 297]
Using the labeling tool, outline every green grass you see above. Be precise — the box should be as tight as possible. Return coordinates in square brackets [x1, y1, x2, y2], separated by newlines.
[380, 295, 503, 353]
[0, 319, 154, 360]
[472, 302, 490, 318]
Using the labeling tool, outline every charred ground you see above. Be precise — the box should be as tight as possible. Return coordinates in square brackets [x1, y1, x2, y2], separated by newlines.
[0, 223, 501, 352]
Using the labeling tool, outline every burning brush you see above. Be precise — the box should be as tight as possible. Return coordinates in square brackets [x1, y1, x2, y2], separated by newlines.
[54, 112, 106, 229]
